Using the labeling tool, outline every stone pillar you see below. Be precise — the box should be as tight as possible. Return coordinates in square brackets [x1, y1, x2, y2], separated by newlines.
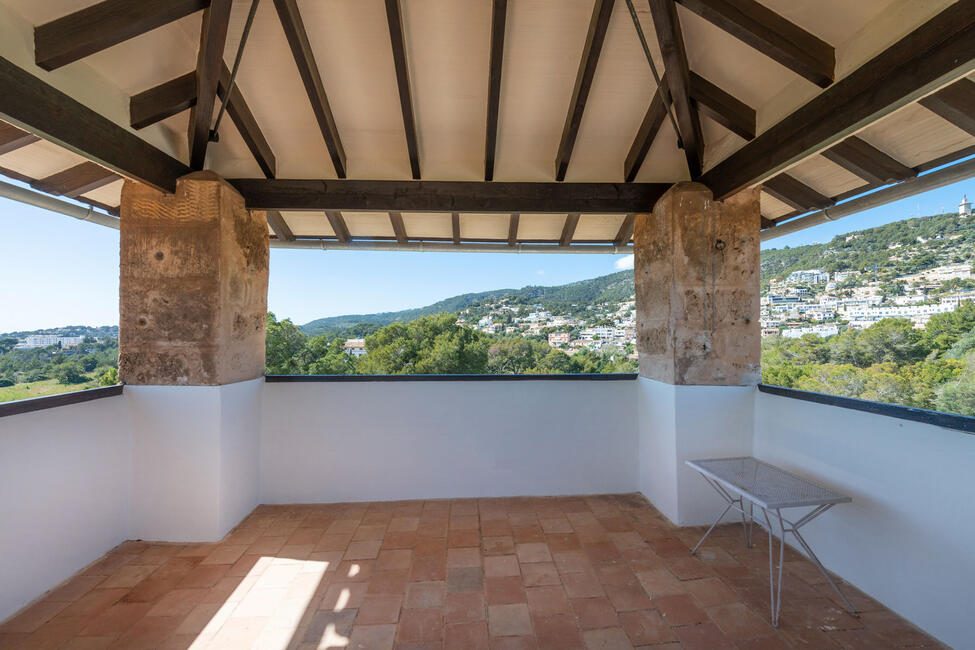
[118, 172, 268, 541]
[119, 171, 268, 385]
[634, 182, 761, 526]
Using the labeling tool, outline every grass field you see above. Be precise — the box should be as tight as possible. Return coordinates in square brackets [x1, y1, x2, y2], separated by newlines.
[0, 377, 99, 403]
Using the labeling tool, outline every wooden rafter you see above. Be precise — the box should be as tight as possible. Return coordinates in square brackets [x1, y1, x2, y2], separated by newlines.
[389, 211, 408, 243]
[625, 79, 668, 183]
[31, 162, 119, 198]
[266, 210, 294, 241]
[229, 179, 670, 214]
[34, 0, 209, 71]
[452, 212, 461, 244]
[385, 0, 421, 180]
[919, 78, 975, 138]
[763, 174, 832, 211]
[484, 0, 508, 181]
[560, 213, 580, 246]
[0, 55, 189, 192]
[649, 0, 703, 178]
[555, 0, 615, 181]
[614, 214, 635, 245]
[508, 214, 520, 245]
[129, 64, 276, 178]
[700, 1, 975, 199]
[188, 0, 232, 170]
[689, 72, 755, 140]
[821, 136, 914, 185]
[0, 122, 39, 155]
[675, 0, 834, 88]
[325, 210, 350, 243]
[273, 0, 347, 178]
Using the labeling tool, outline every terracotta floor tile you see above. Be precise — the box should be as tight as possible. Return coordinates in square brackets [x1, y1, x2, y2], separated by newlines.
[618, 609, 676, 645]
[521, 562, 560, 588]
[449, 529, 482, 548]
[634, 568, 685, 598]
[447, 547, 481, 568]
[526, 586, 571, 618]
[98, 565, 157, 590]
[382, 531, 417, 550]
[315, 533, 354, 552]
[445, 592, 486, 623]
[79, 602, 152, 637]
[46, 576, 106, 603]
[481, 520, 513, 537]
[357, 594, 403, 624]
[581, 626, 633, 650]
[410, 556, 447, 582]
[533, 614, 583, 650]
[684, 576, 739, 607]
[176, 563, 229, 589]
[377, 549, 413, 572]
[675, 622, 737, 650]
[516, 543, 553, 564]
[553, 551, 592, 575]
[320, 582, 368, 611]
[333, 560, 374, 583]
[445, 620, 490, 650]
[562, 572, 605, 599]
[405, 581, 446, 609]
[484, 555, 520, 578]
[389, 517, 420, 532]
[654, 593, 708, 627]
[344, 539, 383, 560]
[57, 589, 129, 619]
[447, 567, 484, 593]
[368, 570, 410, 595]
[540, 519, 574, 534]
[512, 525, 546, 544]
[397, 608, 443, 643]
[349, 623, 397, 650]
[1, 600, 71, 634]
[486, 576, 526, 605]
[570, 597, 618, 631]
[145, 588, 206, 618]
[707, 601, 773, 640]
[247, 535, 287, 555]
[304, 609, 355, 645]
[603, 584, 652, 613]
[483, 536, 516, 556]
[650, 538, 690, 558]
[327, 519, 361, 534]
[488, 604, 533, 637]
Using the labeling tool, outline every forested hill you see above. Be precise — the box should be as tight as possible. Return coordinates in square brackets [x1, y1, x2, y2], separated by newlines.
[761, 211, 975, 287]
[301, 270, 635, 336]
[0, 325, 118, 339]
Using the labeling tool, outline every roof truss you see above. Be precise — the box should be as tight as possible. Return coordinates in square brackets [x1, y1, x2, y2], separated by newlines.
[919, 78, 975, 138]
[384, 0, 421, 180]
[31, 162, 119, 198]
[484, 0, 507, 181]
[0, 121, 39, 155]
[188, 0, 232, 170]
[821, 136, 915, 185]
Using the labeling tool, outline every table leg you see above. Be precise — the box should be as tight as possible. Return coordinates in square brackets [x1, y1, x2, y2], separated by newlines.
[791, 517, 859, 617]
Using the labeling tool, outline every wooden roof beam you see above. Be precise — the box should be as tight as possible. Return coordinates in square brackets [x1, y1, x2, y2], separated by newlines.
[555, 0, 615, 181]
[649, 0, 703, 178]
[508, 214, 519, 245]
[188, 0, 232, 170]
[266, 210, 294, 241]
[34, 0, 210, 71]
[700, 1, 975, 199]
[624, 78, 668, 183]
[675, 0, 834, 88]
[763, 174, 832, 212]
[129, 65, 276, 178]
[31, 162, 119, 198]
[560, 213, 580, 246]
[384, 0, 421, 179]
[614, 214, 635, 245]
[919, 78, 975, 138]
[389, 211, 408, 243]
[821, 136, 915, 185]
[0, 122, 39, 155]
[325, 210, 350, 243]
[0, 55, 189, 192]
[689, 71, 755, 140]
[484, 0, 508, 181]
[273, 0, 347, 178]
[452, 212, 461, 244]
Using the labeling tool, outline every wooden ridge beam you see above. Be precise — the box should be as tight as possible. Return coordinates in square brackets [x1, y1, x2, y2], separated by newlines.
[229, 179, 670, 214]
[508, 214, 519, 245]
[266, 210, 294, 241]
[560, 213, 580, 247]
[614, 214, 635, 245]
[0, 122, 39, 155]
[34, 0, 209, 71]
[385, 0, 421, 179]
[700, 1, 975, 199]
[31, 162, 119, 198]
[763, 174, 832, 211]
[484, 0, 508, 181]
[129, 65, 276, 177]
[919, 78, 975, 138]
[389, 211, 408, 243]
[188, 0, 232, 170]
[675, 0, 834, 88]
[273, 0, 347, 178]
[452, 212, 461, 244]
[649, 0, 703, 178]
[0, 55, 189, 192]
[325, 210, 350, 243]
[689, 71, 755, 140]
[821, 136, 914, 185]
[625, 78, 668, 183]
[555, 0, 615, 181]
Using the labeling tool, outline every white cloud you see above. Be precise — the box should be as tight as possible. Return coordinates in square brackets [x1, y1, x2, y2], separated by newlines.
[614, 254, 634, 270]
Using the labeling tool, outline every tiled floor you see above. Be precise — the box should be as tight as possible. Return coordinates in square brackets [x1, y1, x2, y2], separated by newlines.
[0, 494, 941, 649]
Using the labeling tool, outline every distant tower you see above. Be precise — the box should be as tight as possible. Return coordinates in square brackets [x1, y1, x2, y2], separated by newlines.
[961, 194, 972, 217]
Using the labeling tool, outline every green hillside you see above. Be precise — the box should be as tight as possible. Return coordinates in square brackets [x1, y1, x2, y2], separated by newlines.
[301, 270, 635, 336]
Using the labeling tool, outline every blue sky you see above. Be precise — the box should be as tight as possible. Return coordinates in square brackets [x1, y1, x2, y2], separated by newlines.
[1, 177, 973, 332]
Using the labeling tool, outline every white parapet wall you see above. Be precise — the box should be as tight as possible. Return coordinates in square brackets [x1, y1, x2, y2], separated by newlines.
[0, 392, 131, 623]
[261, 378, 640, 503]
[753, 389, 975, 650]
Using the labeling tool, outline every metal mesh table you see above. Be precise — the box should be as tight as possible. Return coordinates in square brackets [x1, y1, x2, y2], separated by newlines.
[686, 456, 856, 626]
